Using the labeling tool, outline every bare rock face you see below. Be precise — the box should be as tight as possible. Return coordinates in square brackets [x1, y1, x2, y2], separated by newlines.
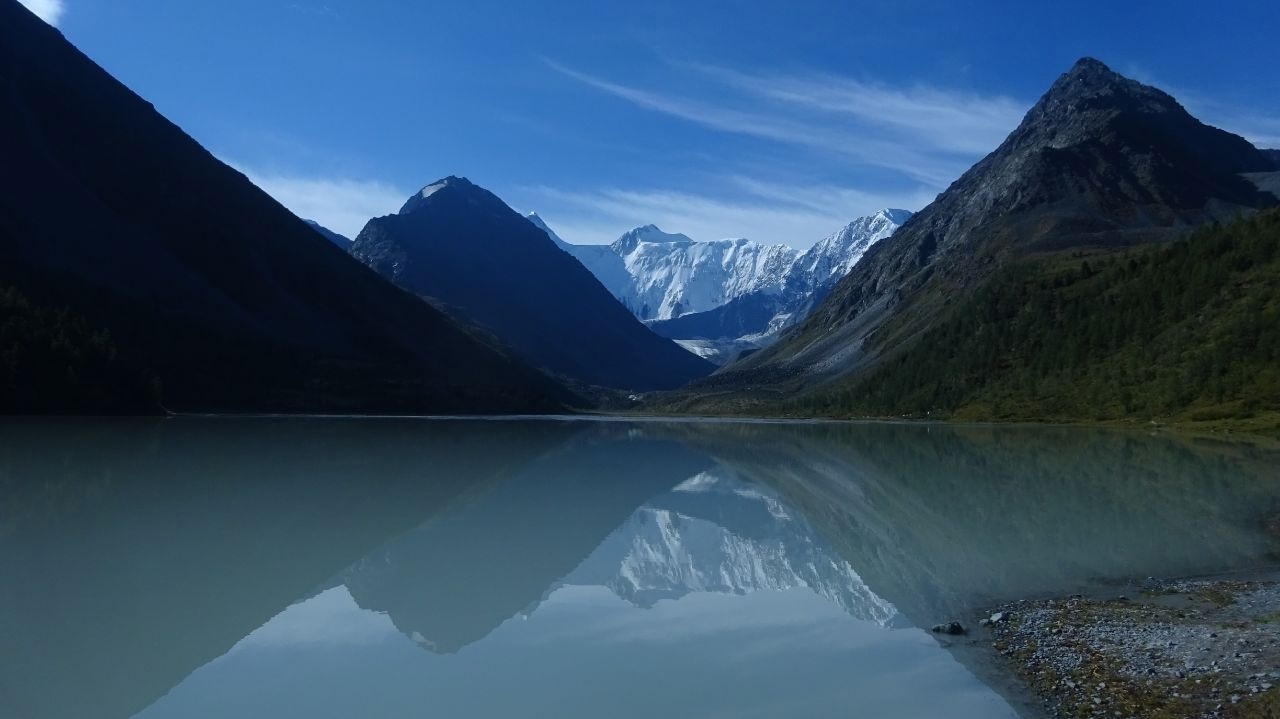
[713, 58, 1277, 390]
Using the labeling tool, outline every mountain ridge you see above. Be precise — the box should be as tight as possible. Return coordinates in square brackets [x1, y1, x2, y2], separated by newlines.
[350, 177, 714, 391]
[531, 210, 910, 364]
[688, 57, 1277, 403]
[648, 209, 911, 351]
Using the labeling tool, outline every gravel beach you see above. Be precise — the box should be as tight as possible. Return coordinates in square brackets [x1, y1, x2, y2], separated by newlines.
[979, 573, 1280, 718]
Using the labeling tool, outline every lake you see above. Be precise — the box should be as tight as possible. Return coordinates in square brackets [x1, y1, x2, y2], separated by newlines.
[1, 417, 1277, 718]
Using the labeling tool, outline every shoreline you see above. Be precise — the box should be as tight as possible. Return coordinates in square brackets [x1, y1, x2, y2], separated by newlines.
[955, 567, 1280, 719]
[5, 408, 1277, 444]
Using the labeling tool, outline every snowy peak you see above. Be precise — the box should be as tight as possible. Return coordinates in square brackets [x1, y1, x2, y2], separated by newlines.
[876, 208, 914, 225]
[610, 224, 695, 255]
[615, 231, 800, 320]
[528, 209, 910, 328]
[789, 209, 912, 289]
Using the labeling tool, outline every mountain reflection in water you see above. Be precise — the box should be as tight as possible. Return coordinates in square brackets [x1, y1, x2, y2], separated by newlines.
[1, 418, 1276, 719]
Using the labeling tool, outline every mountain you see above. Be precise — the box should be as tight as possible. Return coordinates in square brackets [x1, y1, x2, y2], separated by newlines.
[0, 0, 569, 414]
[528, 216, 804, 321]
[689, 58, 1277, 407]
[611, 225, 800, 320]
[648, 210, 911, 363]
[785, 209, 914, 294]
[528, 211, 910, 365]
[816, 209, 1280, 431]
[349, 178, 714, 391]
[562, 470, 899, 623]
[304, 219, 352, 249]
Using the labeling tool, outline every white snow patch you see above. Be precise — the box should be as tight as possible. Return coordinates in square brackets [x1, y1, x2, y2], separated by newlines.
[418, 181, 449, 199]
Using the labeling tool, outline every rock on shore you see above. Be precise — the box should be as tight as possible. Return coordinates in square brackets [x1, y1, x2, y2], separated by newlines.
[985, 577, 1280, 718]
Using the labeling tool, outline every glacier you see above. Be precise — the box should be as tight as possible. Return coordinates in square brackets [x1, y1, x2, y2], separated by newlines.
[529, 209, 910, 323]
[526, 210, 911, 363]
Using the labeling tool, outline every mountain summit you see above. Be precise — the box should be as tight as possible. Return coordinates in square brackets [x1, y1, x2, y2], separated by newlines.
[351, 179, 714, 391]
[700, 57, 1276, 399]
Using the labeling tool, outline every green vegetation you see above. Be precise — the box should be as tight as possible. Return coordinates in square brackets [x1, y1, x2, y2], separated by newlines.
[797, 209, 1280, 432]
[0, 286, 159, 414]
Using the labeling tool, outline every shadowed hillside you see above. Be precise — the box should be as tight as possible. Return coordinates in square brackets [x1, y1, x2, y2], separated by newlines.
[0, 1, 570, 414]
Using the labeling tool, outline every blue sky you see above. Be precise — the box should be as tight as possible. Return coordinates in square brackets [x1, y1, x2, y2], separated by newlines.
[25, 0, 1280, 247]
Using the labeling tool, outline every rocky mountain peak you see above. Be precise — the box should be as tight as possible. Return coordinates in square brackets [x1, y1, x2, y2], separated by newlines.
[711, 59, 1276, 392]
[1012, 58, 1189, 151]
[397, 175, 497, 216]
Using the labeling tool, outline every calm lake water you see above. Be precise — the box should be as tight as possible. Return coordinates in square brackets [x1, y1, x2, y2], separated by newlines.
[1, 417, 1278, 719]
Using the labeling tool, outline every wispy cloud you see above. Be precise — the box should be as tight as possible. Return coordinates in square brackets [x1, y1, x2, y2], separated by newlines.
[545, 59, 1026, 187]
[535, 58, 1015, 247]
[229, 162, 408, 239]
[685, 64, 1027, 155]
[18, 0, 65, 25]
[523, 179, 936, 249]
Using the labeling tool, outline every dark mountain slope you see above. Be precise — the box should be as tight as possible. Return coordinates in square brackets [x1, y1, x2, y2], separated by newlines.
[700, 58, 1275, 403]
[804, 209, 1280, 432]
[351, 178, 714, 391]
[0, 0, 568, 413]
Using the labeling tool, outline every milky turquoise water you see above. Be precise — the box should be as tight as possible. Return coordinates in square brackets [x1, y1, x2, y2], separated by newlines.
[1, 417, 1276, 718]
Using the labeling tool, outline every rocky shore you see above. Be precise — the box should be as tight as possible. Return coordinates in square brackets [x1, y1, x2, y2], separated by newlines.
[979, 574, 1280, 718]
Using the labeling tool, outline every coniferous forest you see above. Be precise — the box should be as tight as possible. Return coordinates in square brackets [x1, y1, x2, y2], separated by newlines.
[0, 286, 159, 414]
[801, 209, 1280, 431]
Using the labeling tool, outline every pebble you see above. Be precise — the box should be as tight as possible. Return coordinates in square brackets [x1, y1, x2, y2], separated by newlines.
[982, 577, 1280, 719]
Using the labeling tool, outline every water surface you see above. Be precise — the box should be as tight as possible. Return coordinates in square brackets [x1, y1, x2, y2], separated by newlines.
[1, 418, 1277, 718]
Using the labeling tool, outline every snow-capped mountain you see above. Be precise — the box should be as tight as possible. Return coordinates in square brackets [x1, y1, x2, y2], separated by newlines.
[526, 210, 911, 364]
[647, 210, 913, 363]
[528, 215, 802, 321]
[611, 227, 800, 320]
[527, 211, 909, 322]
[785, 209, 913, 293]
[561, 470, 899, 624]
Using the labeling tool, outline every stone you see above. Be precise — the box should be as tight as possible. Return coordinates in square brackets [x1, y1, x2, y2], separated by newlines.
[931, 621, 967, 635]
